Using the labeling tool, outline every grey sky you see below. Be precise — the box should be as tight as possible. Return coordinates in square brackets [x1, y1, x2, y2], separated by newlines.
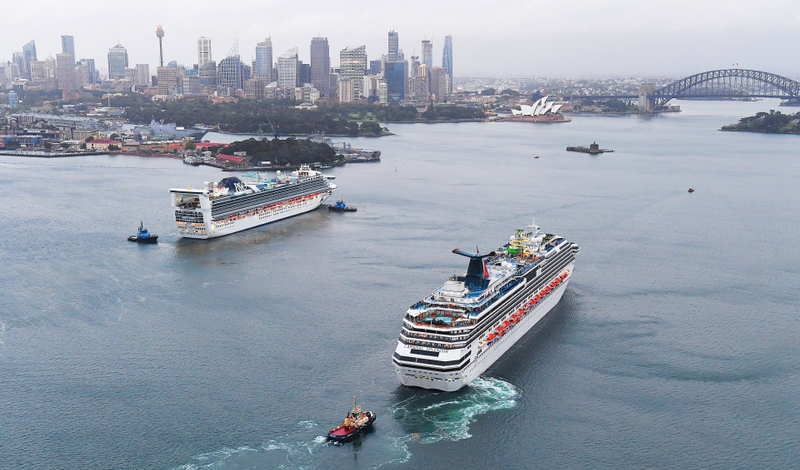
[3, 0, 799, 78]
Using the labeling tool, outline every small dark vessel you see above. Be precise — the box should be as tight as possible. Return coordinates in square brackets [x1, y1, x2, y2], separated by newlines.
[328, 200, 357, 212]
[327, 395, 376, 442]
[688, 187, 695, 193]
[128, 221, 158, 243]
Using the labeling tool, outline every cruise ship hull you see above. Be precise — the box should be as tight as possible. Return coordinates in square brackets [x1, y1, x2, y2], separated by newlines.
[394, 262, 574, 391]
[177, 192, 330, 239]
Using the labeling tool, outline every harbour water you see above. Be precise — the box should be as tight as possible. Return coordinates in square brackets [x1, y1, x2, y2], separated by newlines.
[1, 100, 798, 469]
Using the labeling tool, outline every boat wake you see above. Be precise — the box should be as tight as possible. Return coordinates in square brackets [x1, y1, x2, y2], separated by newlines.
[390, 377, 519, 444]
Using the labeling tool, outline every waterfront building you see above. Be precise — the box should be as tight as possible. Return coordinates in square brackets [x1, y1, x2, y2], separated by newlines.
[421, 40, 432, 70]
[56, 53, 76, 91]
[442, 35, 453, 94]
[388, 31, 399, 62]
[255, 38, 273, 77]
[310, 37, 330, 97]
[198, 37, 212, 67]
[338, 78, 354, 103]
[135, 64, 150, 88]
[61, 36, 75, 65]
[339, 46, 367, 98]
[107, 44, 128, 79]
[277, 47, 299, 91]
[431, 66, 449, 102]
[384, 61, 406, 102]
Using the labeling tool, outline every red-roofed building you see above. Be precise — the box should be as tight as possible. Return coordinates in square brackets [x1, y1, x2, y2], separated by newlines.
[217, 153, 248, 167]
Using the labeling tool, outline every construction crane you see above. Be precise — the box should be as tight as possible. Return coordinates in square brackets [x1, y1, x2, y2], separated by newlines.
[265, 111, 278, 139]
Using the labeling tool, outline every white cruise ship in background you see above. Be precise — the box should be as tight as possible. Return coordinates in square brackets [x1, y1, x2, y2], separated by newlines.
[393, 222, 579, 391]
[170, 164, 336, 239]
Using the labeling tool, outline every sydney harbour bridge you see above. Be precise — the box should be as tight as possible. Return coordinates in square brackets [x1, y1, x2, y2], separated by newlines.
[578, 69, 800, 111]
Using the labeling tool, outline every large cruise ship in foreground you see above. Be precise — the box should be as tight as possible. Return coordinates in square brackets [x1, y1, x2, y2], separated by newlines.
[170, 164, 336, 239]
[393, 222, 579, 391]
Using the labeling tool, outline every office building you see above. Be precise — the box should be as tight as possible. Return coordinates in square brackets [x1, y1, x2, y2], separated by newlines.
[388, 31, 399, 62]
[431, 66, 449, 101]
[56, 53, 75, 90]
[107, 44, 128, 79]
[421, 40, 432, 70]
[384, 61, 406, 102]
[217, 55, 244, 95]
[410, 56, 420, 78]
[199, 60, 217, 92]
[22, 40, 37, 79]
[61, 36, 75, 64]
[414, 64, 429, 101]
[255, 38, 273, 78]
[298, 62, 311, 86]
[157, 66, 179, 95]
[339, 45, 367, 98]
[338, 78, 354, 103]
[78, 59, 96, 85]
[135, 64, 150, 88]
[310, 37, 330, 97]
[369, 60, 382, 75]
[277, 47, 298, 90]
[442, 35, 453, 93]
[198, 37, 212, 67]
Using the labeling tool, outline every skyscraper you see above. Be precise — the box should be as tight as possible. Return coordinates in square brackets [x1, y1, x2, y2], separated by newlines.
[107, 44, 128, 79]
[61, 36, 75, 64]
[277, 48, 299, 90]
[384, 61, 406, 102]
[56, 53, 75, 91]
[442, 35, 453, 94]
[78, 58, 96, 84]
[310, 37, 330, 97]
[197, 37, 212, 67]
[339, 45, 367, 98]
[421, 40, 433, 70]
[22, 40, 37, 80]
[387, 31, 399, 62]
[217, 42, 244, 95]
[431, 66, 449, 101]
[255, 38, 273, 78]
[135, 64, 150, 88]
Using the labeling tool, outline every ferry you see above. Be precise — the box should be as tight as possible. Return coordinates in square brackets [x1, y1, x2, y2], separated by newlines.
[392, 221, 579, 391]
[169, 164, 336, 239]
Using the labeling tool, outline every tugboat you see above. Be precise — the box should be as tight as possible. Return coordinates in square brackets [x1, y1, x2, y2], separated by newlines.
[128, 221, 158, 244]
[327, 200, 357, 212]
[327, 395, 376, 442]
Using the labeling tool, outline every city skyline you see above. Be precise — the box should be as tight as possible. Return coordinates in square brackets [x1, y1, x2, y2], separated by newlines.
[0, 0, 799, 78]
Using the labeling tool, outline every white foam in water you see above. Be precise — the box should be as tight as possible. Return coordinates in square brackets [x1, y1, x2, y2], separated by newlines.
[391, 376, 520, 444]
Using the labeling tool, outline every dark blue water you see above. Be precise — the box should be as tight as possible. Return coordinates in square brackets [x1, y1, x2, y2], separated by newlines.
[1, 100, 798, 469]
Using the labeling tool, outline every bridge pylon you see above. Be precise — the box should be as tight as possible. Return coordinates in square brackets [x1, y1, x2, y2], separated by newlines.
[638, 84, 656, 112]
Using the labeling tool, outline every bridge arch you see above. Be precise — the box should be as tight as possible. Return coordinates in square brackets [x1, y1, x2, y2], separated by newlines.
[650, 69, 800, 108]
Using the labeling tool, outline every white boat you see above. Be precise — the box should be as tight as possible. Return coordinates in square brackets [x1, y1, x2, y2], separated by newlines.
[169, 164, 336, 239]
[392, 222, 579, 391]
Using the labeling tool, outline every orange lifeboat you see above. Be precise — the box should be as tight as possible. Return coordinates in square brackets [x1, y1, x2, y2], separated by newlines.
[487, 333, 495, 341]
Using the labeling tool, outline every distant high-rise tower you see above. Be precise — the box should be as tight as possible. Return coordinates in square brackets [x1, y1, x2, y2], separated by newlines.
[78, 58, 96, 84]
[310, 37, 330, 96]
[61, 36, 75, 65]
[22, 40, 37, 80]
[156, 25, 165, 67]
[339, 45, 367, 98]
[277, 47, 299, 90]
[442, 35, 453, 94]
[421, 40, 433, 70]
[107, 44, 129, 79]
[255, 38, 273, 78]
[217, 40, 244, 95]
[387, 31, 399, 62]
[56, 53, 75, 90]
[197, 37, 212, 67]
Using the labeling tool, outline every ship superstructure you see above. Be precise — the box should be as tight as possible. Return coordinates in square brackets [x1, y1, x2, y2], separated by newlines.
[393, 222, 579, 391]
[170, 164, 336, 239]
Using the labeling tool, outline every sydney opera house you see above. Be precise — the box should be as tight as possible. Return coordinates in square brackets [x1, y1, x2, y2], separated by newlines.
[502, 96, 570, 123]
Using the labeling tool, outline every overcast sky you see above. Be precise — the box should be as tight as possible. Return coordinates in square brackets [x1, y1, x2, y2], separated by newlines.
[3, 0, 799, 78]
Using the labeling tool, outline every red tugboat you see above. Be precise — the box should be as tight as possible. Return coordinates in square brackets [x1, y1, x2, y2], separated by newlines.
[327, 395, 376, 442]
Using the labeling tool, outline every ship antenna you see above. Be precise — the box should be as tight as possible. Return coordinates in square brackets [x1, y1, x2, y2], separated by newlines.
[476, 244, 479, 254]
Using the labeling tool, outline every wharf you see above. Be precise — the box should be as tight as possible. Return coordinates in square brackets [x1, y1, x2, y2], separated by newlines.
[0, 149, 105, 158]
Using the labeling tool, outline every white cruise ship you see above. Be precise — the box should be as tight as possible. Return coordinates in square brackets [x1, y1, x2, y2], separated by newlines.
[393, 222, 579, 391]
[170, 164, 336, 239]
